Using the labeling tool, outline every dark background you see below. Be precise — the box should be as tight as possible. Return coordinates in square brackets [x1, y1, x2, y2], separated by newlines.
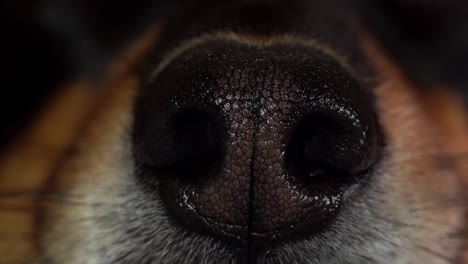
[1, 0, 467, 152]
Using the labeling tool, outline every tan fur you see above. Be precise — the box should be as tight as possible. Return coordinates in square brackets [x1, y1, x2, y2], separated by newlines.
[366, 38, 468, 261]
[0, 28, 159, 264]
[0, 30, 467, 263]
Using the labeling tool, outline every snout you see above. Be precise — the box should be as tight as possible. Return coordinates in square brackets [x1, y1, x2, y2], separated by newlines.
[132, 39, 383, 257]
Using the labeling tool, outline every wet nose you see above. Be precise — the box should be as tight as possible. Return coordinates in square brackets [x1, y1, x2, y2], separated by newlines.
[132, 40, 382, 244]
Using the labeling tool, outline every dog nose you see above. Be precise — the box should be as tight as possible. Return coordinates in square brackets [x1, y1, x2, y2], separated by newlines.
[132, 40, 382, 244]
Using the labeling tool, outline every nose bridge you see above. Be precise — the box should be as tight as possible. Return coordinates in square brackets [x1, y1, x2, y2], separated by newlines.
[193, 63, 301, 237]
[192, 88, 256, 235]
[250, 69, 322, 237]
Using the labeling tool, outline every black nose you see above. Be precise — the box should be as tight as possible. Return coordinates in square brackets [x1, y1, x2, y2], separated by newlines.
[133, 40, 382, 247]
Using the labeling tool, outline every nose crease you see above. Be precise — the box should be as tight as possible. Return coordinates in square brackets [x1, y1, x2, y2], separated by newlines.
[193, 95, 256, 232]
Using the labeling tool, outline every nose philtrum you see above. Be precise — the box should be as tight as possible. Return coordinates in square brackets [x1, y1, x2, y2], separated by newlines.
[133, 40, 381, 244]
[250, 84, 305, 236]
[192, 94, 256, 231]
[191, 69, 299, 234]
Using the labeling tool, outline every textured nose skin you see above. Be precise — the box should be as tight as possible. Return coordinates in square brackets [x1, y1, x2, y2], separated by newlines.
[132, 40, 381, 244]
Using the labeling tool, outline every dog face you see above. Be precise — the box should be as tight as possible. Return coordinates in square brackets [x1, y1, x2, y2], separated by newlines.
[38, 1, 468, 263]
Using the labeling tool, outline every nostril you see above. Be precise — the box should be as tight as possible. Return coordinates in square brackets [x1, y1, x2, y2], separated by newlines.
[170, 109, 222, 177]
[286, 114, 352, 182]
[285, 109, 378, 184]
[135, 108, 222, 181]
[247, 95, 383, 242]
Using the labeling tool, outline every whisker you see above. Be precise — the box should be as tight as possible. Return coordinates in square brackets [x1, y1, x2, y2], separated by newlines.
[35, 199, 130, 209]
[408, 198, 468, 213]
[8, 138, 83, 157]
[0, 233, 39, 240]
[0, 205, 34, 212]
[388, 151, 468, 164]
[414, 244, 458, 264]
[0, 190, 129, 207]
[0, 191, 56, 198]
[370, 212, 464, 238]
